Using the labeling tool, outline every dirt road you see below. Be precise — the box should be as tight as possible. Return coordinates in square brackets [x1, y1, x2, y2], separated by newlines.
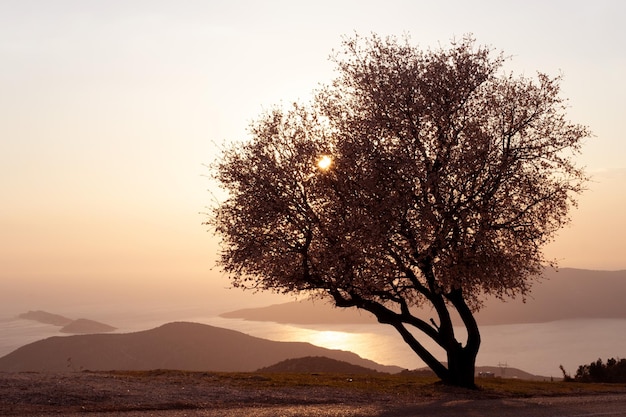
[52, 395, 626, 417]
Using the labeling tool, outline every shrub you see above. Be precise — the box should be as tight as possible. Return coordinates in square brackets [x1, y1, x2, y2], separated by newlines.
[572, 358, 626, 383]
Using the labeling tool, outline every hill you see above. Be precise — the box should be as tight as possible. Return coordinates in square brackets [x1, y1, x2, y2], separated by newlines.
[257, 356, 382, 374]
[221, 268, 626, 325]
[474, 365, 549, 381]
[59, 318, 117, 334]
[401, 364, 549, 381]
[0, 321, 401, 374]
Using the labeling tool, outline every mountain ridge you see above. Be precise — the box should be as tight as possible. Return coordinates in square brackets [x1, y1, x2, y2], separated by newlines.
[221, 268, 626, 326]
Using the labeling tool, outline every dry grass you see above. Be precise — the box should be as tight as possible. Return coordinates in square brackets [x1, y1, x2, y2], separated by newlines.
[4, 370, 625, 416]
[477, 376, 626, 397]
[106, 370, 626, 399]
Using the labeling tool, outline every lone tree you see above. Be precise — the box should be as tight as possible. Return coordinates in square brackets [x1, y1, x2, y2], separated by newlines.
[209, 34, 589, 388]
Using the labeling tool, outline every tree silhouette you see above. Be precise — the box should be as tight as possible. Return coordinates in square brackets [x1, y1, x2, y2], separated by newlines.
[574, 358, 626, 383]
[209, 34, 589, 388]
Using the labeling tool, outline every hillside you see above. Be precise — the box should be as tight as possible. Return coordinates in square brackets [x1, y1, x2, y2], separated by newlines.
[404, 365, 548, 381]
[0, 322, 401, 374]
[257, 356, 382, 374]
[221, 268, 626, 326]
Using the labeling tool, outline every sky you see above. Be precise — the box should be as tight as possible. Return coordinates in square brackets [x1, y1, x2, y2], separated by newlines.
[1, 0, 625, 313]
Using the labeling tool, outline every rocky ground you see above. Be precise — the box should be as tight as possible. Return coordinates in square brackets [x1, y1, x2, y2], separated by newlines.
[0, 371, 431, 416]
[3, 371, 626, 417]
[0, 371, 492, 416]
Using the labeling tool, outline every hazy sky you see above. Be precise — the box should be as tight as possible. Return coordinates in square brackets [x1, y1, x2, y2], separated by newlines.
[1, 0, 625, 312]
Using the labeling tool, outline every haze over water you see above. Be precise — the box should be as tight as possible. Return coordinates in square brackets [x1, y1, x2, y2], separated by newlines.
[1, 1, 625, 376]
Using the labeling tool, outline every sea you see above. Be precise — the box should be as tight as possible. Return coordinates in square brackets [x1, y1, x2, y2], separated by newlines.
[1, 303, 625, 379]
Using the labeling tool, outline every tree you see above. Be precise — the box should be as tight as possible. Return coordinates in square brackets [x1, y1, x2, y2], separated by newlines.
[574, 358, 626, 383]
[208, 34, 589, 388]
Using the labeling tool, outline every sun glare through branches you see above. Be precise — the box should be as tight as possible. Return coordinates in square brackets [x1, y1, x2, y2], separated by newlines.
[317, 155, 332, 170]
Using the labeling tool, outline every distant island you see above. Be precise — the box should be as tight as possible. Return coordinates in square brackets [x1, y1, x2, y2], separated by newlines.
[221, 268, 626, 326]
[18, 310, 116, 334]
[18, 310, 73, 326]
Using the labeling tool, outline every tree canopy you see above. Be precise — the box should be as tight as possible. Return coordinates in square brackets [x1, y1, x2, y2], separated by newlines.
[209, 34, 589, 387]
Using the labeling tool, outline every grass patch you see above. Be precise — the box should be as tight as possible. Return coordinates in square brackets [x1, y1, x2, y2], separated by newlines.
[99, 370, 626, 399]
[478, 377, 626, 397]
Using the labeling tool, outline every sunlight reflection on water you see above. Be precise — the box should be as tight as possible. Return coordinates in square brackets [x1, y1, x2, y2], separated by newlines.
[202, 316, 626, 377]
[202, 316, 438, 370]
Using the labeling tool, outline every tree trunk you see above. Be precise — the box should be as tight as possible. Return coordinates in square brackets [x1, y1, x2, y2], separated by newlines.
[442, 289, 481, 388]
[348, 289, 481, 389]
[443, 343, 479, 388]
[384, 311, 480, 389]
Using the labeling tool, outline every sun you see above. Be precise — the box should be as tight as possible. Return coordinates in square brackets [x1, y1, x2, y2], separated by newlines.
[317, 155, 332, 170]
